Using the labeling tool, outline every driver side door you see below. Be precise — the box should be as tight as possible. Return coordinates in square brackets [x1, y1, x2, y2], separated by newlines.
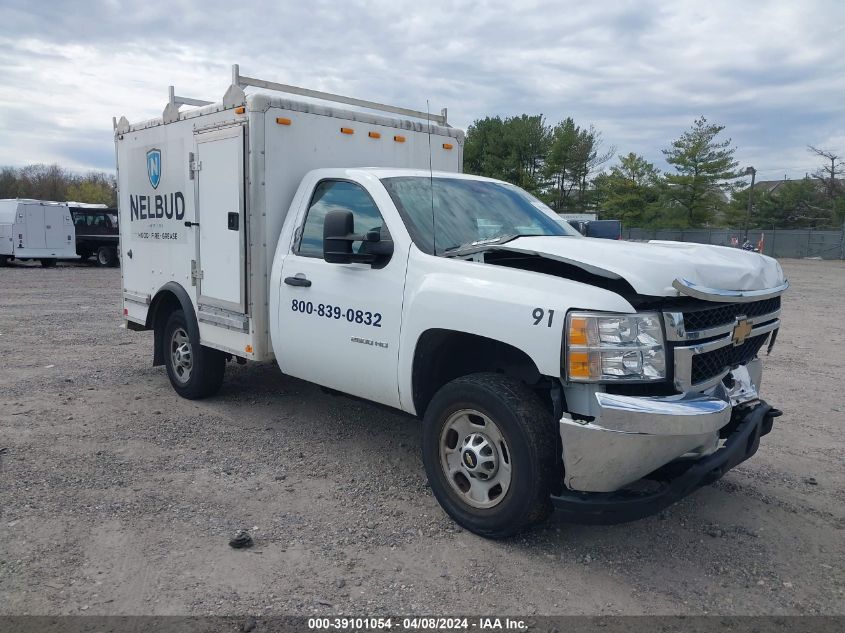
[276, 179, 407, 408]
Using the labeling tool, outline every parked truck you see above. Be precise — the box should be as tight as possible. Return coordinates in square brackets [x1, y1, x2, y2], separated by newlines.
[0, 199, 77, 267]
[69, 204, 120, 266]
[567, 218, 623, 240]
[116, 67, 787, 537]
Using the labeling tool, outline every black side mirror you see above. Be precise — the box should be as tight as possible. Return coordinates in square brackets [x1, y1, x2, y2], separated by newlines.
[323, 209, 394, 265]
[363, 228, 394, 258]
[323, 209, 355, 264]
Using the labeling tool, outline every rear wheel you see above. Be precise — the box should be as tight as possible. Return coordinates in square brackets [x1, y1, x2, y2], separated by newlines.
[96, 246, 116, 267]
[421, 372, 559, 538]
[0, 255, 9, 267]
[40, 258, 57, 268]
[163, 309, 225, 399]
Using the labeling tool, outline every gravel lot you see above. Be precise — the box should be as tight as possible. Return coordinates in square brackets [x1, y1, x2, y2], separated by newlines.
[0, 258, 843, 616]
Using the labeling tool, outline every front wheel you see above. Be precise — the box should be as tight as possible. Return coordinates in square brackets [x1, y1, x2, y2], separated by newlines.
[163, 309, 225, 399]
[421, 373, 559, 538]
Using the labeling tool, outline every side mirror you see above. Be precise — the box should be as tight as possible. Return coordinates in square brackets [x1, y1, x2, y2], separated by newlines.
[323, 209, 394, 265]
[363, 228, 394, 258]
[323, 209, 355, 264]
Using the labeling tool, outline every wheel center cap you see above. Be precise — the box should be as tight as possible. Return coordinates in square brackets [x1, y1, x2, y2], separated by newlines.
[460, 432, 498, 479]
[175, 344, 190, 366]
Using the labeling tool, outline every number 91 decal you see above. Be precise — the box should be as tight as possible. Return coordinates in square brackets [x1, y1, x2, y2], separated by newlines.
[532, 308, 555, 327]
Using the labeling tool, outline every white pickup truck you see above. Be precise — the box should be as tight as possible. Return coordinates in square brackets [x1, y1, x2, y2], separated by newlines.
[117, 67, 787, 537]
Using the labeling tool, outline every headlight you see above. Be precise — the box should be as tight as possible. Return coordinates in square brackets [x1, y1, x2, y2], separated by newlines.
[565, 311, 666, 382]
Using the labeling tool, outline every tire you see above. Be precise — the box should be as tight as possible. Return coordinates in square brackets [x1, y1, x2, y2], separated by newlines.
[421, 372, 559, 538]
[96, 247, 116, 267]
[0, 255, 8, 267]
[40, 258, 57, 268]
[163, 309, 225, 399]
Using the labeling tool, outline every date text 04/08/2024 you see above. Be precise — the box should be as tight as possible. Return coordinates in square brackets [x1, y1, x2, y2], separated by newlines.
[307, 617, 528, 630]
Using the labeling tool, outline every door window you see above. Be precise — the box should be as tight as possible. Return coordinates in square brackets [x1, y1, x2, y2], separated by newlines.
[297, 180, 386, 258]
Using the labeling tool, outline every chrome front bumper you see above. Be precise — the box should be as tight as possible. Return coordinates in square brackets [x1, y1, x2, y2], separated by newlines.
[560, 360, 763, 492]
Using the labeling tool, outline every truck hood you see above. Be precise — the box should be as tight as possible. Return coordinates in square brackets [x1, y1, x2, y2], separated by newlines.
[491, 236, 786, 298]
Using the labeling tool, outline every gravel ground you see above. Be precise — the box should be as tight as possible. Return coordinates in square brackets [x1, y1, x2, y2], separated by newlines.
[0, 258, 843, 616]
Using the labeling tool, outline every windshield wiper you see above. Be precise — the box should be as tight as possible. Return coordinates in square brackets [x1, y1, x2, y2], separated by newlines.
[442, 233, 522, 256]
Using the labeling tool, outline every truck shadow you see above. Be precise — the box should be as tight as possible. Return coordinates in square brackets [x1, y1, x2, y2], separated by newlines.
[214, 360, 795, 555]
[201, 360, 840, 611]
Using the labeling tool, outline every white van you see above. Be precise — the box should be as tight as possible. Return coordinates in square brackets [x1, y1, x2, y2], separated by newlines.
[0, 199, 77, 267]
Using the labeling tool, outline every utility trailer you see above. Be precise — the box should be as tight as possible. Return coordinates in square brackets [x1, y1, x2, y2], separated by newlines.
[0, 199, 77, 267]
[116, 65, 463, 363]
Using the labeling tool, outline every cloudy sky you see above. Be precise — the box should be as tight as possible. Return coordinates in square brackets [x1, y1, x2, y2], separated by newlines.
[1, 0, 843, 181]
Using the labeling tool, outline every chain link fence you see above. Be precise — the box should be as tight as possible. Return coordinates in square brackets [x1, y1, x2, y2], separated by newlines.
[622, 228, 845, 259]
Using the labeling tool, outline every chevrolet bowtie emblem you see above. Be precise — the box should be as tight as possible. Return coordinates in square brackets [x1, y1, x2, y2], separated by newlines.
[732, 317, 753, 346]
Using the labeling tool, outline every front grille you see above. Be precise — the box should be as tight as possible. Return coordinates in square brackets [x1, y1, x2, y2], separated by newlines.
[690, 333, 769, 385]
[683, 296, 780, 332]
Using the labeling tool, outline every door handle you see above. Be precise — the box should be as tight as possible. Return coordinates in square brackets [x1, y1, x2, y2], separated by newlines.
[184, 221, 199, 227]
[284, 275, 312, 287]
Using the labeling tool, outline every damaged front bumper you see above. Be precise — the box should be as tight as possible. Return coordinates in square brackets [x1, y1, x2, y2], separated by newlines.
[552, 361, 780, 524]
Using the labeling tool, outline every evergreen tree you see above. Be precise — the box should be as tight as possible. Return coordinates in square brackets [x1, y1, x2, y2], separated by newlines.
[544, 119, 612, 212]
[595, 153, 661, 225]
[464, 115, 551, 194]
[662, 117, 738, 226]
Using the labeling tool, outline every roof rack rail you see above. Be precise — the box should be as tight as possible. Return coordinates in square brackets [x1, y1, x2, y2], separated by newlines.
[227, 64, 448, 127]
[168, 85, 213, 108]
[161, 85, 213, 123]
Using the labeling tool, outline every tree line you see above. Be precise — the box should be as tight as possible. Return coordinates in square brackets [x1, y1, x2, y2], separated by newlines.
[464, 115, 845, 230]
[1, 117, 843, 230]
[0, 164, 116, 207]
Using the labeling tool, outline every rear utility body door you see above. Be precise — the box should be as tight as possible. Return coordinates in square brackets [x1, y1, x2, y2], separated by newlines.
[45, 207, 72, 250]
[23, 205, 46, 249]
[193, 125, 247, 312]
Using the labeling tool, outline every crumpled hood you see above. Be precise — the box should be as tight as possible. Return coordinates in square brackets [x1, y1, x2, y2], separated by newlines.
[493, 236, 786, 298]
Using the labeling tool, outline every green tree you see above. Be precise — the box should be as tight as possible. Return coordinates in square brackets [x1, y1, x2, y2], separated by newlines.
[662, 117, 738, 227]
[67, 172, 117, 206]
[0, 164, 117, 206]
[464, 116, 509, 180]
[544, 118, 613, 212]
[504, 114, 551, 193]
[729, 178, 837, 229]
[595, 153, 661, 225]
[464, 115, 551, 193]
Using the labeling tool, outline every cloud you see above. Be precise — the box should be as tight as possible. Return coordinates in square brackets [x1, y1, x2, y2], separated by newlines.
[0, 0, 843, 178]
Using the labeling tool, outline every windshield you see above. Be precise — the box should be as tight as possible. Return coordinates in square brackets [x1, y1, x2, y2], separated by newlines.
[380, 176, 577, 255]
